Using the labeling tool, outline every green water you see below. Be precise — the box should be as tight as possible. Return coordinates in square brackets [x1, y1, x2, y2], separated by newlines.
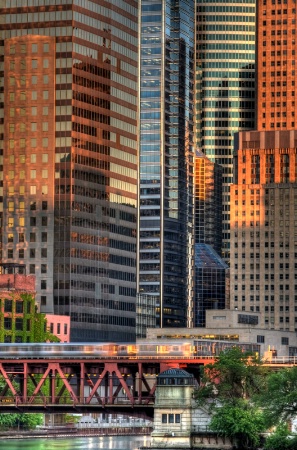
[0, 435, 150, 450]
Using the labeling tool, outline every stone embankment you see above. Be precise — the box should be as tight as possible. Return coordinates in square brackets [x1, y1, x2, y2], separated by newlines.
[0, 426, 153, 440]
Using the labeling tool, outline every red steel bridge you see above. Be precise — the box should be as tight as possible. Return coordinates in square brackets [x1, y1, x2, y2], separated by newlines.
[0, 355, 295, 415]
[0, 355, 211, 415]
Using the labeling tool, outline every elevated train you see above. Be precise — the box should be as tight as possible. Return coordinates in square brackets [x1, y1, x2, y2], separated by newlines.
[0, 340, 260, 359]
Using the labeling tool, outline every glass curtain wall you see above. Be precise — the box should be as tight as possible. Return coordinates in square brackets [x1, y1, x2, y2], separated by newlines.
[138, 0, 195, 328]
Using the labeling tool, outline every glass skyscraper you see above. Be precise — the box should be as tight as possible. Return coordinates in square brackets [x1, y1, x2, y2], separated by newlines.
[196, 0, 256, 262]
[138, 0, 195, 328]
[0, 0, 138, 342]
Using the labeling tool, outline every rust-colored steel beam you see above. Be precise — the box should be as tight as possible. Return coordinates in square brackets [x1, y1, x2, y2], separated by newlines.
[0, 357, 208, 412]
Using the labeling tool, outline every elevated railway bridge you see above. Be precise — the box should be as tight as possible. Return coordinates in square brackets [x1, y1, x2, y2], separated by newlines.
[0, 353, 295, 415]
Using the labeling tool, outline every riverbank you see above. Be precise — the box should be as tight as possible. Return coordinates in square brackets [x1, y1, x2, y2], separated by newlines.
[0, 426, 153, 440]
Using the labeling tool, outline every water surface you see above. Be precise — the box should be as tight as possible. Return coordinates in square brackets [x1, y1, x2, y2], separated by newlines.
[1, 435, 150, 450]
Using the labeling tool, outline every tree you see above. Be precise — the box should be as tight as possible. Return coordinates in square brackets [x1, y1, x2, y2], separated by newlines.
[194, 347, 267, 449]
[194, 347, 267, 408]
[210, 400, 265, 449]
[255, 366, 297, 428]
[264, 424, 297, 450]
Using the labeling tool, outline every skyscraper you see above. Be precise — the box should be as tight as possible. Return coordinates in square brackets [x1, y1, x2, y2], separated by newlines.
[0, 0, 138, 342]
[137, 0, 195, 328]
[230, 1, 297, 331]
[196, 0, 256, 261]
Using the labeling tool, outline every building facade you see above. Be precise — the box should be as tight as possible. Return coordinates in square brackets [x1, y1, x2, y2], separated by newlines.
[194, 150, 223, 255]
[194, 243, 228, 327]
[231, 130, 297, 331]
[137, 0, 195, 328]
[195, 0, 256, 261]
[230, 1, 297, 332]
[0, 0, 138, 342]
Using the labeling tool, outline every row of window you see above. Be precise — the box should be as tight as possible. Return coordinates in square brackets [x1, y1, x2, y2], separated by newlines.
[7, 217, 48, 228]
[9, 75, 49, 86]
[9, 58, 49, 70]
[257, 335, 289, 345]
[49, 323, 68, 335]
[7, 249, 48, 259]
[10, 42, 50, 54]
[10, 106, 49, 117]
[8, 232, 47, 243]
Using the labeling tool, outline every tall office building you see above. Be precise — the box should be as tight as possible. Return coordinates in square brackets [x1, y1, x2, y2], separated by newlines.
[0, 0, 138, 342]
[230, 1, 297, 331]
[137, 0, 195, 328]
[196, 1, 256, 261]
[195, 149, 222, 255]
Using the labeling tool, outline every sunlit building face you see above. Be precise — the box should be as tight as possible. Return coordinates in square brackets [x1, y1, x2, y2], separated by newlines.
[0, 0, 138, 342]
[196, 0, 256, 262]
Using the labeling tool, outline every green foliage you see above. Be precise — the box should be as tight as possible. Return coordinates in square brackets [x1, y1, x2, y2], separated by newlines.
[255, 366, 297, 427]
[264, 424, 297, 450]
[0, 293, 59, 343]
[0, 413, 43, 430]
[194, 347, 267, 408]
[210, 399, 265, 449]
[194, 348, 267, 449]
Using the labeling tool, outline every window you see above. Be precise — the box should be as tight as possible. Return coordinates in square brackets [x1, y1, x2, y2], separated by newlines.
[41, 280, 47, 290]
[41, 185, 48, 195]
[19, 217, 25, 227]
[257, 335, 265, 343]
[19, 249, 24, 259]
[41, 248, 47, 258]
[30, 185, 36, 195]
[41, 232, 47, 242]
[41, 264, 47, 274]
[7, 249, 13, 259]
[43, 91, 49, 100]
[31, 106, 37, 115]
[30, 249, 36, 258]
[42, 153, 48, 163]
[43, 106, 48, 116]
[43, 43, 49, 52]
[30, 170, 36, 179]
[19, 233, 24, 243]
[32, 59, 38, 69]
[15, 318, 23, 331]
[30, 217, 36, 226]
[29, 264, 35, 274]
[4, 318, 12, 330]
[8, 234, 13, 243]
[31, 122, 37, 132]
[64, 324, 68, 334]
[31, 76, 37, 85]
[42, 122, 48, 131]
[32, 43, 38, 52]
[42, 138, 48, 148]
[43, 59, 49, 68]
[42, 169, 48, 178]
[282, 337, 289, 345]
[41, 296, 47, 306]
[8, 218, 14, 228]
[4, 299, 12, 313]
[30, 233, 36, 242]
[16, 302, 23, 314]
[42, 217, 48, 226]
[42, 201, 48, 210]
[57, 323, 61, 334]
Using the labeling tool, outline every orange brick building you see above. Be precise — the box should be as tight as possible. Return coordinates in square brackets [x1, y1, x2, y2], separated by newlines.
[230, 1, 297, 336]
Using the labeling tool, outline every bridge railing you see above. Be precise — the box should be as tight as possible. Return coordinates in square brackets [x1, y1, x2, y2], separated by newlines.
[263, 356, 297, 364]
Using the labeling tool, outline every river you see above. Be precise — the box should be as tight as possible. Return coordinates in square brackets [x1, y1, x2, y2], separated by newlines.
[1, 435, 151, 450]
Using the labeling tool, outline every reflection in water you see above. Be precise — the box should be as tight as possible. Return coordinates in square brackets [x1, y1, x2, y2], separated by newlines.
[2, 436, 150, 450]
